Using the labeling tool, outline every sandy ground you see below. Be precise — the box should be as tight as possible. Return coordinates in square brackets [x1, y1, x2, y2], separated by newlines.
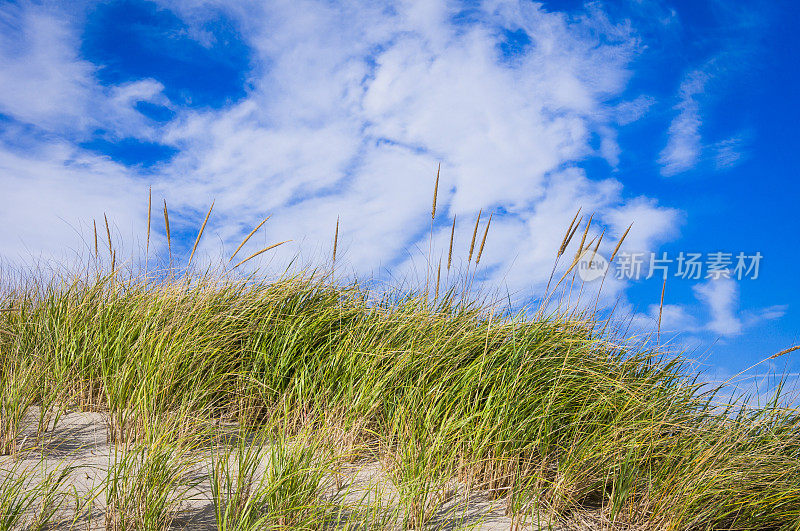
[0, 409, 566, 530]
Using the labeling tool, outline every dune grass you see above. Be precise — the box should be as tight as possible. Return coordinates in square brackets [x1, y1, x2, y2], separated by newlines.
[0, 182, 799, 529]
[0, 266, 798, 529]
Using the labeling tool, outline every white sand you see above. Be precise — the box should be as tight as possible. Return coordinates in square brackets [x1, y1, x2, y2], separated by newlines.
[1, 409, 566, 530]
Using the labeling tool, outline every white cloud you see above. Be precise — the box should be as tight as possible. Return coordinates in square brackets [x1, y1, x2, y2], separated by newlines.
[692, 278, 786, 337]
[158, 1, 678, 288]
[657, 19, 756, 179]
[658, 69, 708, 176]
[649, 303, 701, 334]
[602, 197, 681, 253]
[0, 3, 165, 141]
[0, 140, 148, 266]
[0, 0, 681, 310]
[623, 271, 786, 348]
[694, 278, 743, 335]
[612, 95, 655, 125]
[0, 3, 95, 133]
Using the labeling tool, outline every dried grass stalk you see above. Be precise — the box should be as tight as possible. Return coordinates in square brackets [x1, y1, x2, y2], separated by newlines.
[657, 277, 667, 342]
[573, 214, 593, 263]
[230, 216, 271, 262]
[475, 213, 492, 265]
[585, 229, 605, 267]
[769, 345, 800, 360]
[432, 163, 440, 220]
[146, 187, 152, 256]
[163, 201, 171, 262]
[609, 223, 633, 263]
[188, 200, 214, 268]
[468, 209, 482, 264]
[436, 257, 441, 298]
[233, 240, 291, 269]
[93, 220, 98, 258]
[562, 216, 583, 257]
[104, 213, 112, 256]
[447, 215, 456, 271]
[558, 208, 581, 257]
[333, 216, 339, 263]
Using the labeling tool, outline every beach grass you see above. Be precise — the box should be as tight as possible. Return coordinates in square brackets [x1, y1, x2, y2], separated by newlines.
[0, 185, 799, 529]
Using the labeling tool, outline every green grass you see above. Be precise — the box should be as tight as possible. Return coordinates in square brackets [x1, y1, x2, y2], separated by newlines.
[103, 427, 200, 530]
[0, 266, 798, 529]
[210, 425, 333, 530]
[0, 457, 75, 530]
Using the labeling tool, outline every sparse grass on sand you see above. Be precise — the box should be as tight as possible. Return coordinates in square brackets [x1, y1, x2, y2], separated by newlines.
[1, 182, 799, 530]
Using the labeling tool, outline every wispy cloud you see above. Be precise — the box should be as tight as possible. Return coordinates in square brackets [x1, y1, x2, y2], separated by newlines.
[693, 277, 743, 335]
[656, 0, 764, 178]
[658, 69, 708, 177]
[0, 3, 95, 133]
[693, 278, 786, 337]
[658, 75, 750, 177]
[0, 3, 163, 140]
[630, 276, 786, 346]
[713, 134, 747, 170]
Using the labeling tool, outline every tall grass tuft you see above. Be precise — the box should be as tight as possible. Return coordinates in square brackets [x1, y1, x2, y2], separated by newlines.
[0, 459, 74, 530]
[210, 426, 331, 529]
[103, 433, 198, 530]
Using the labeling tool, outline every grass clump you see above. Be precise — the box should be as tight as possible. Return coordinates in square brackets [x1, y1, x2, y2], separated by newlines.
[0, 458, 74, 530]
[103, 428, 199, 530]
[210, 426, 332, 530]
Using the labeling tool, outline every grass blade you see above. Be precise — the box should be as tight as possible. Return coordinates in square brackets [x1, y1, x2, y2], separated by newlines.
[188, 200, 215, 268]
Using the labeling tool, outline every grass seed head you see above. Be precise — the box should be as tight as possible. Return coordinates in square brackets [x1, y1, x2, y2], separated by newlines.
[475, 213, 492, 266]
[233, 240, 291, 269]
[230, 215, 271, 262]
[146, 186, 152, 255]
[163, 200, 171, 261]
[432, 163, 440, 220]
[468, 209, 482, 263]
[573, 213, 593, 263]
[93, 220, 98, 258]
[609, 223, 633, 263]
[448, 215, 456, 271]
[558, 208, 581, 257]
[104, 213, 112, 256]
[188, 200, 215, 268]
[333, 216, 339, 263]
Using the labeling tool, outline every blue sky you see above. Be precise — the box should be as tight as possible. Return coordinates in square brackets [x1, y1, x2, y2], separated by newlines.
[0, 0, 797, 394]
